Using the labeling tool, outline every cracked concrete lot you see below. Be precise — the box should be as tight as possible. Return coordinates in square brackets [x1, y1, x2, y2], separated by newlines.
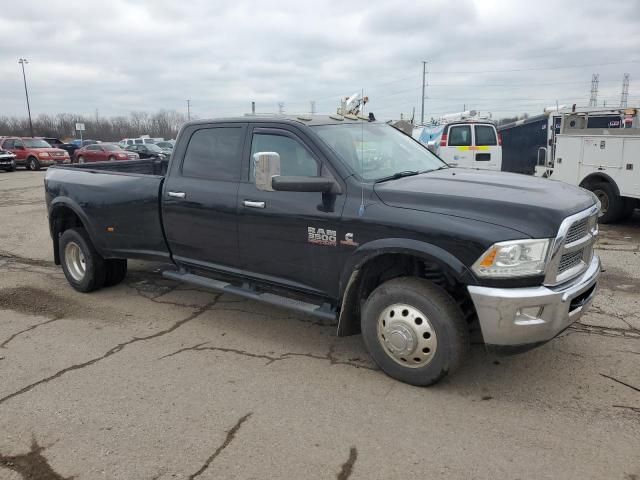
[0, 169, 639, 479]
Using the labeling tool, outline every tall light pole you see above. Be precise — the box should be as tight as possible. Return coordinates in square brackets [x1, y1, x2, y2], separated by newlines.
[18, 58, 34, 137]
[420, 61, 428, 126]
[187, 99, 191, 121]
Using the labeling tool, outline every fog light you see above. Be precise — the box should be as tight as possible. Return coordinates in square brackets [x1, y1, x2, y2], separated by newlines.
[515, 306, 545, 325]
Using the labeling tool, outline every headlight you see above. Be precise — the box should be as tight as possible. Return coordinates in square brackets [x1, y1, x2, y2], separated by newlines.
[38, 152, 51, 158]
[472, 239, 551, 278]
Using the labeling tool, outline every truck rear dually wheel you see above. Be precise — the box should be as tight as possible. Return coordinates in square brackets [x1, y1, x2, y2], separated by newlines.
[361, 277, 469, 386]
[104, 259, 127, 287]
[59, 227, 106, 292]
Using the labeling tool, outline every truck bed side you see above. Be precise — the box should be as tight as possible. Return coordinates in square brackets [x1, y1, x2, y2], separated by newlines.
[45, 161, 170, 262]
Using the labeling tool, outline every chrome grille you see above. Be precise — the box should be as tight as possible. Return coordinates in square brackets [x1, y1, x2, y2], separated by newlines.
[544, 205, 599, 286]
[565, 217, 588, 244]
[558, 250, 584, 274]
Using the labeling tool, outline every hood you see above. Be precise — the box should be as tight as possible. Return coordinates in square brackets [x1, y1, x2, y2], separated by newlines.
[373, 169, 595, 238]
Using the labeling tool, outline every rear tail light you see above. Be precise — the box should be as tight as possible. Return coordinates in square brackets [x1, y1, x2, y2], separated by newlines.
[498, 133, 502, 146]
[440, 134, 448, 147]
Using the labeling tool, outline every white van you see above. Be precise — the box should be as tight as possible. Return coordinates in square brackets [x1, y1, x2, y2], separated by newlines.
[119, 137, 158, 148]
[413, 121, 502, 170]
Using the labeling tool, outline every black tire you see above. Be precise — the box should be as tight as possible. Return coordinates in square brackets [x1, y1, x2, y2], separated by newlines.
[590, 182, 624, 224]
[59, 227, 106, 292]
[28, 156, 41, 171]
[619, 198, 636, 221]
[361, 277, 469, 386]
[104, 259, 127, 287]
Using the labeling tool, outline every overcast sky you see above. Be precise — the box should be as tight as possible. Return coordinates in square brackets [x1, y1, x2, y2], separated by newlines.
[1, 0, 639, 121]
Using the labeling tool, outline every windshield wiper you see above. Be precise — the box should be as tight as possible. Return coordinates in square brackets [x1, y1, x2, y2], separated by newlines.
[421, 165, 449, 173]
[374, 170, 420, 183]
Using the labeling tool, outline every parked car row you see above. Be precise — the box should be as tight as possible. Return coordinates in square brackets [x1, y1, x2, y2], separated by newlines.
[0, 135, 174, 172]
[0, 137, 70, 170]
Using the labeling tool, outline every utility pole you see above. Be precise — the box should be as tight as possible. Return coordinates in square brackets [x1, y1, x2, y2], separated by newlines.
[18, 58, 33, 137]
[589, 74, 599, 107]
[186, 99, 191, 121]
[278, 102, 285, 115]
[421, 61, 428, 125]
[310, 100, 316, 115]
[95, 108, 99, 123]
[251, 101, 256, 115]
[620, 73, 630, 108]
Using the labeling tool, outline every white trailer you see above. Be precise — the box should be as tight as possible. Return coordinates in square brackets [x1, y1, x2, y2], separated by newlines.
[538, 109, 639, 223]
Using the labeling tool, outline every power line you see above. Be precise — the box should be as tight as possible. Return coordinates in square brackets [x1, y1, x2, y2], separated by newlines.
[430, 60, 640, 75]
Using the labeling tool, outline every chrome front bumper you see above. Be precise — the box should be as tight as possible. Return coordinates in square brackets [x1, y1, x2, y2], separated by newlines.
[468, 255, 600, 347]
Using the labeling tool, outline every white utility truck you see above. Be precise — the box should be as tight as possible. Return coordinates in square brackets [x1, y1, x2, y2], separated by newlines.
[535, 107, 639, 223]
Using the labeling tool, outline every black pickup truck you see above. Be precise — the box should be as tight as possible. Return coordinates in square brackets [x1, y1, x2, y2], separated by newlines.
[44, 116, 601, 386]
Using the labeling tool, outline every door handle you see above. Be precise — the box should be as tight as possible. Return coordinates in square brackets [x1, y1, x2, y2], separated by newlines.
[168, 191, 186, 199]
[243, 200, 265, 209]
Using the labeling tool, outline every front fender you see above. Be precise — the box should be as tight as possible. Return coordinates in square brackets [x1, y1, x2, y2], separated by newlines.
[338, 238, 474, 298]
[335, 238, 475, 337]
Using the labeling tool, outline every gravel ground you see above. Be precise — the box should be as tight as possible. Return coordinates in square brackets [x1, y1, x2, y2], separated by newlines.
[0, 169, 638, 480]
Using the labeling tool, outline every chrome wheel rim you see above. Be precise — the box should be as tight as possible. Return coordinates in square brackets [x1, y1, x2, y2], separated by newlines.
[64, 241, 86, 281]
[377, 303, 437, 368]
[78, 156, 85, 164]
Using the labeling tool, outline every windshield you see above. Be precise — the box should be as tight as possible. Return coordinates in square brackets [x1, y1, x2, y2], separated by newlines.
[146, 144, 162, 152]
[24, 139, 52, 148]
[103, 144, 123, 151]
[312, 123, 445, 181]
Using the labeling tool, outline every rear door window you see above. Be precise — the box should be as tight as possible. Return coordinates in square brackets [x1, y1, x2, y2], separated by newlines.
[182, 127, 243, 181]
[3, 139, 14, 149]
[448, 125, 471, 146]
[474, 125, 497, 146]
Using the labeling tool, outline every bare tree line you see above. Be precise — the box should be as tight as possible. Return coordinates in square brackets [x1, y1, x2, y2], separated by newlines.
[0, 110, 187, 141]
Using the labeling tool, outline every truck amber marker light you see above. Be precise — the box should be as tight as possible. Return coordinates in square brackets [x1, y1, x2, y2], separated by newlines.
[479, 248, 497, 267]
[106, 226, 115, 232]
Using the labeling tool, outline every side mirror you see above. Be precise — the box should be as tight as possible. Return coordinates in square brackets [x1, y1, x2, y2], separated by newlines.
[426, 140, 437, 153]
[254, 152, 281, 192]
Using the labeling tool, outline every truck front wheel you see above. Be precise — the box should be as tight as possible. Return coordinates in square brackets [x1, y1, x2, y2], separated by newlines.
[590, 182, 624, 224]
[361, 277, 469, 386]
[59, 228, 106, 292]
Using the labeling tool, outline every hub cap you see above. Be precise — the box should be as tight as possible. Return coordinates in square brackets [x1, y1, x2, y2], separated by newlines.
[64, 241, 86, 281]
[377, 303, 437, 368]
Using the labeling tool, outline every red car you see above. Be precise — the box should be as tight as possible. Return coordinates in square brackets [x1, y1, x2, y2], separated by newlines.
[0, 137, 70, 170]
[74, 143, 140, 163]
